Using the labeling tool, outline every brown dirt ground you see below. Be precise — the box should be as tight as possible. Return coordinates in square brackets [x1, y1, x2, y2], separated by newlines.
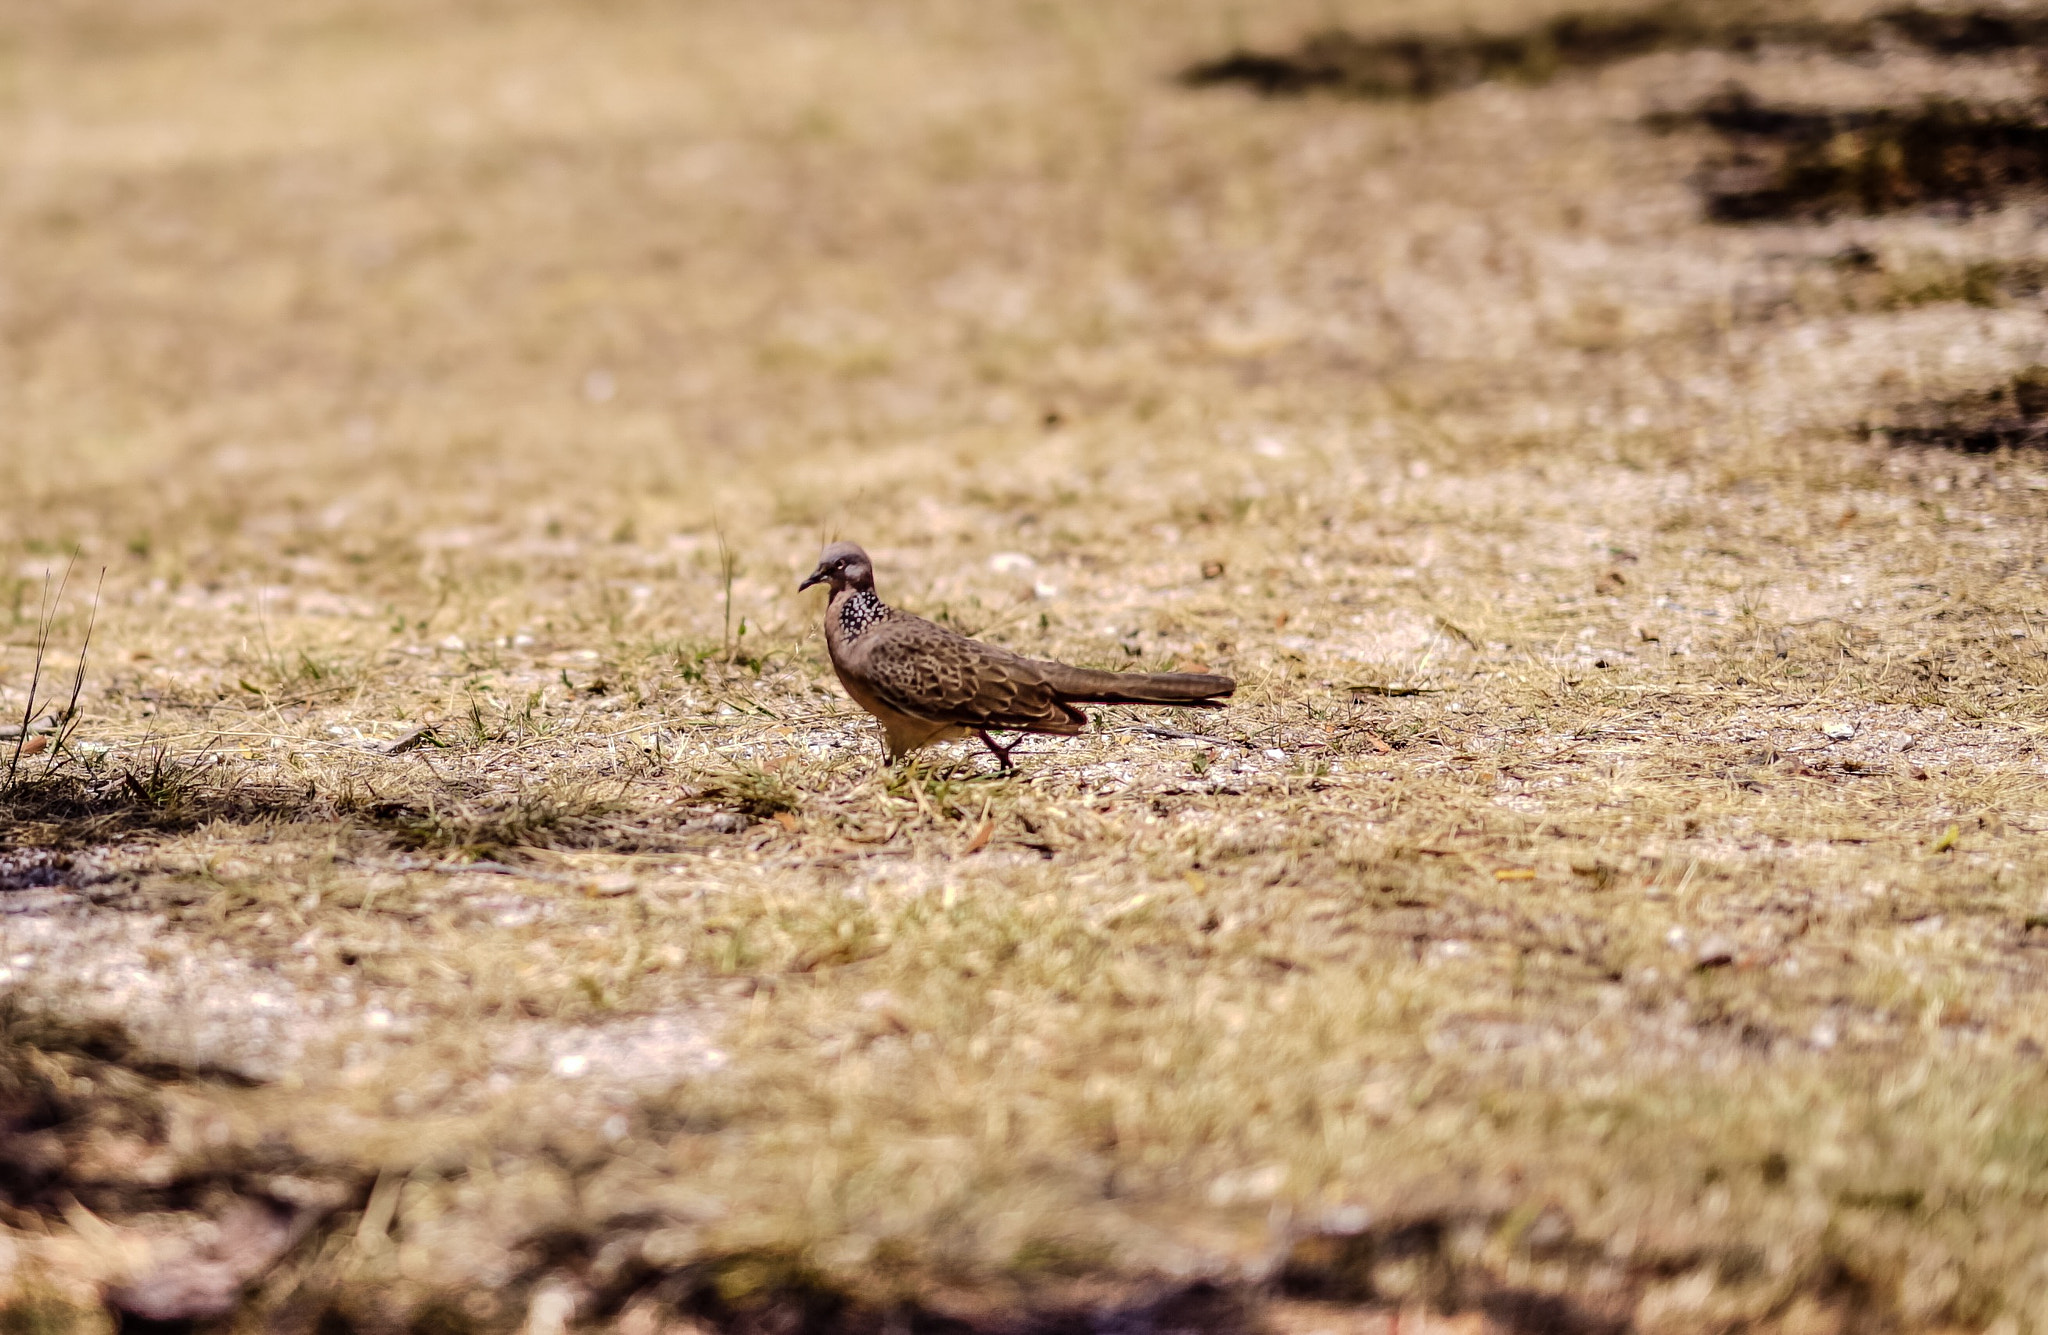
[4, 1, 2048, 1331]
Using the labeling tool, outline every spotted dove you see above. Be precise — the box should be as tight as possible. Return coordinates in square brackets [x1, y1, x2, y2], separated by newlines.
[799, 541, 1235, 768]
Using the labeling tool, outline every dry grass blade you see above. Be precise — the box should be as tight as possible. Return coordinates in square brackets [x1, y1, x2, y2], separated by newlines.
[360, 783, 627, 860]
[6, 556, 74, 791]
[48, 571, 104, 763]
[693, 763, 801, 819]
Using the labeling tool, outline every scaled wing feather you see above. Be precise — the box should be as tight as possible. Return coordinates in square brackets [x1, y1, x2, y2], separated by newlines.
[856, 619, 1083, 735]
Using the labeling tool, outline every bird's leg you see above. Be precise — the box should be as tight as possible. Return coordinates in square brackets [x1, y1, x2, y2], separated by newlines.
[974, 729, 1017, 772]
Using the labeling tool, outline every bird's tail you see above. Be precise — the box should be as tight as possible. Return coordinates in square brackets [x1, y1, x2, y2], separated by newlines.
[1038, 664, 1235, 708]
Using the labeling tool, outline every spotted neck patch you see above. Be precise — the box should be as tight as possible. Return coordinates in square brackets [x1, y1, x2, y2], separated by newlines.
[837, 588, 889, 640]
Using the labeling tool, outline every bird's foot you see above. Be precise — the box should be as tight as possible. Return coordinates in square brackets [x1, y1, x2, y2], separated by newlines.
[974, 729, 1019, 773]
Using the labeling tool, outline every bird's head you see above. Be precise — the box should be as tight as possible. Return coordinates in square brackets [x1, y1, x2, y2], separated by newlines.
[799, 541, 875, 595]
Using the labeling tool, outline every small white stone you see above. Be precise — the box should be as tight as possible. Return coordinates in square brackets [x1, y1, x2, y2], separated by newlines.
[1263, 748, 1286, 761]
[1240, 1164, 1287, 1199]
[1822, 722, 1856, 741]
[1320, 1204, 1373, 1235]
[553, 1053, 589, 1077]
[989, 551, 1036, 573]
[439, 634, 466, 652]
[526, 1280, 580, 1335]
[364, 1009, 392, 1029]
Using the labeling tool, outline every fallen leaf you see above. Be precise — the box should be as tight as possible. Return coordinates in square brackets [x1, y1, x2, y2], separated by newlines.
[773, 811, 800, 833]
[19, 735, 47, 756]
[962, 818, 993, 855]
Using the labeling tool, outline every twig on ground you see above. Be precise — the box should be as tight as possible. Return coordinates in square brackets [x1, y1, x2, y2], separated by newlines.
[384, 725, 438, 756]
[1431, 614, 1483, 650]
[1130, 724, 1245, 746]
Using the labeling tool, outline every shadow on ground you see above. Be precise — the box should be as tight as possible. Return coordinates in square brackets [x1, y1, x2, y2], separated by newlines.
[1874, 365, 2048, 451]
[0, 1005, 1842, 1332]
[1181, 4, 2048, 102]
[0, 752, 325, 850]
[1658, 86, 2048, 221]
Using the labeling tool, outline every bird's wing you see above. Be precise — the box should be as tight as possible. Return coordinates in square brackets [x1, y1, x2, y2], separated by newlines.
[849, 616, 1085, 735]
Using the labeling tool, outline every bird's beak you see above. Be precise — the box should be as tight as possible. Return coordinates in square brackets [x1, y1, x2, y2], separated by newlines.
[798, 566, 828, 592]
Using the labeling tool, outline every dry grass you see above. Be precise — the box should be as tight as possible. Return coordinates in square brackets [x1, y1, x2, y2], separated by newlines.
[5, 0, 2048, 1330]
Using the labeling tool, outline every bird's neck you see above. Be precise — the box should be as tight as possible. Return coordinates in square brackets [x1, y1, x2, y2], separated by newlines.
[830, 586, 889, 642]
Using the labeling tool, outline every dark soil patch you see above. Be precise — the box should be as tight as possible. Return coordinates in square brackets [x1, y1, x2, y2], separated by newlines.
[1872, 366, 2048, 450]
[1180, 5, 2048, 102]
[1662, 87, 2048, 221]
